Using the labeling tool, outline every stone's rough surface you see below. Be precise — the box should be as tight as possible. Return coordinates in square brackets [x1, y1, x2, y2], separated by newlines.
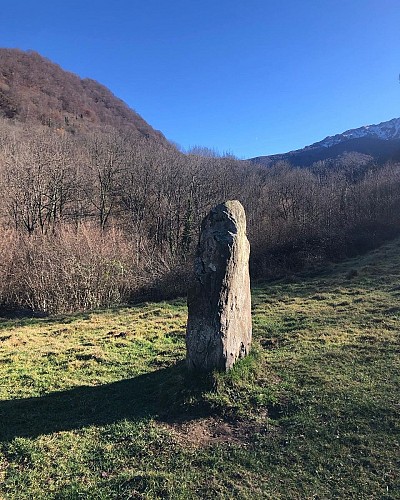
[186, 200, 252, 371]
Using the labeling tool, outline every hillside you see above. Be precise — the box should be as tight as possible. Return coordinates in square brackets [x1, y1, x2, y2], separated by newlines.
[251, 117, 400, 168]
[0, 48, 167, 142]
[0, 238, 399, 498]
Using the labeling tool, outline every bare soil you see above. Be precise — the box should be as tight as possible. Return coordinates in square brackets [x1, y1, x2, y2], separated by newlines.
[163, 414, 271, 448]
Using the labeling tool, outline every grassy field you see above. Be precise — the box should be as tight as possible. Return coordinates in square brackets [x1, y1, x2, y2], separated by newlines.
[0, 240, 399, 499]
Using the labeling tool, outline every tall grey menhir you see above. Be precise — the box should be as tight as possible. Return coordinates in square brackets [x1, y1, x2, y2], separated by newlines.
[186, 200, 252, 371]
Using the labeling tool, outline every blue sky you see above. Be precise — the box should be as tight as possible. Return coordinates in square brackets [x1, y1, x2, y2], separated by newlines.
[2, 0, 400, 158]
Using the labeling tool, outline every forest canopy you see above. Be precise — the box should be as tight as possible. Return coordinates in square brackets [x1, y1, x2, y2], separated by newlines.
[0, 116, 399, 313]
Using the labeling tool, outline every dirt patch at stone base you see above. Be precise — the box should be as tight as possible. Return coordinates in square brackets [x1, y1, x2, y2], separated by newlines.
[162, 415, 273, 448]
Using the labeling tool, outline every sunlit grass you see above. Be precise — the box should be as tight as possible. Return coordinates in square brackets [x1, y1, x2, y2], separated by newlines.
[0, 300, 187, 400]
[0, 240, 399, 498]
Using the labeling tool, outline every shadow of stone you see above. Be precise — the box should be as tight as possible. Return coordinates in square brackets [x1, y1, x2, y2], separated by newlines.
[0, 361, 215, 442]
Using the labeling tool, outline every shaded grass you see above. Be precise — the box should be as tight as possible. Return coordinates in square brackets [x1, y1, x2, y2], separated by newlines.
[0, 241, 400, 498]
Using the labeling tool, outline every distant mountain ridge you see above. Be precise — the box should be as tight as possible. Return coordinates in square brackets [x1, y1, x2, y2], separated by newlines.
[308, 117, 400, 149]
[250, 117, 400, 168]
[0, 48, 168, 143]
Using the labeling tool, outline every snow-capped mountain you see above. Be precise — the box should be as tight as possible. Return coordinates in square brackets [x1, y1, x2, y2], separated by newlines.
[307, 117, 400, 150]
[250, 117, 400, 168]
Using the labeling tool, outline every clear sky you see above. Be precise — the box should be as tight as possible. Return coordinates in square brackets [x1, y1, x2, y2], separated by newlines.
[1, 0, 400, 158]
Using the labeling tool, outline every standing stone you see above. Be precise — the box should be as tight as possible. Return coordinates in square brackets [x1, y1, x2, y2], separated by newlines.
[186, 200, 252, 371]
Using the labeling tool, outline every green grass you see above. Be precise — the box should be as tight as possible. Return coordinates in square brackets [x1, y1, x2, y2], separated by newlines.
[0, 240, 399, 498]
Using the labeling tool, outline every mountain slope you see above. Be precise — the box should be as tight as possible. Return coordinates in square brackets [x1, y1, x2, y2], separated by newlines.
[251, 117, 400, 167]
[0, 48, 167, 143]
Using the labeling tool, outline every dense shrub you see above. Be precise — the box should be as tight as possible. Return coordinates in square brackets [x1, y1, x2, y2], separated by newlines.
[0, 226, 154, 313]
